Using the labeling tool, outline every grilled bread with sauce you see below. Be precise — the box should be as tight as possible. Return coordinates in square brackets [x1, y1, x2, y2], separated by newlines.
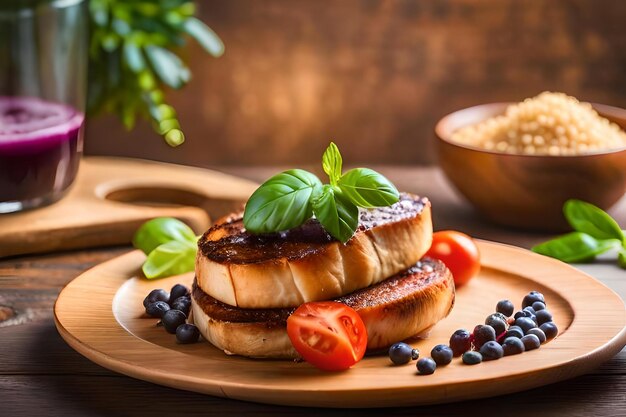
[196, 193, 432, 309]
[191, 258, 455, 358]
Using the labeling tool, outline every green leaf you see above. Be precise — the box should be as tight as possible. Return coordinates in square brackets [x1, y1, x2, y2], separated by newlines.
[121, 101, 137, 130]
[158, 118, 181, 135]
[151, 103, 177, 121]
[132, 217, 196, 255]
[138, 70, 156, 91]
[322, 142, 342, 186]
[165, 128, 185, 146]
[312, 185, 359, 243]
[142, 240, 196, 279]
[177, 2, 196, 17]
[338, 168, 400, 208]
[144, 45, 187, 89]
[123, 42, 145, 73]
[136, 2, 160, 17]
[183, 17, 225, 57]
[243, 169, 322, 234]
[112, 18, 131, 36]
[101, 34, 121, 52]
[165, 10, 185, 26]
[564, 199, 624, 242]
[531, 232, 621, 263]
[618, 249, 626, 269]
[89, 0, 109, 27]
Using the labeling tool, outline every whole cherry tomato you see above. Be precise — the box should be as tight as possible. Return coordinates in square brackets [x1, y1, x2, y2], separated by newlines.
[425, 231, 480, 287]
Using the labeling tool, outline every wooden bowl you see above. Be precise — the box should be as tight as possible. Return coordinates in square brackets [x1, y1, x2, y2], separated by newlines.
[435, 102, 626, 231]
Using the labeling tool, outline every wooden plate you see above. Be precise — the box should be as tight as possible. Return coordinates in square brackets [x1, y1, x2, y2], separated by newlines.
[54, 241, 626, 408]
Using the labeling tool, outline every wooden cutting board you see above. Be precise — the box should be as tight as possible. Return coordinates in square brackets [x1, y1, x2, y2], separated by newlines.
[0, 157, 258, 258]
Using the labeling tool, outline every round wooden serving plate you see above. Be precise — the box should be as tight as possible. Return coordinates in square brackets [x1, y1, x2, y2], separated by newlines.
[54, 241, 626, 408]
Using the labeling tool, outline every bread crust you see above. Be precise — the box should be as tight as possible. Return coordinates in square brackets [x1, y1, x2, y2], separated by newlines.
[196, 194, 433, 308]
[191, 258, 455, 359]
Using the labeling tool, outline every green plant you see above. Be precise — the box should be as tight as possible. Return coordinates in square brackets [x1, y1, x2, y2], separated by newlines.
[87, 0, 224, 146]
[532, 199, 626, 269]
[243, 142, 400, 242]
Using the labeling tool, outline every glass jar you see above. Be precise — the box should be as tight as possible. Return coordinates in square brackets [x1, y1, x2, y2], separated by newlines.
[0, 0, 87, 213]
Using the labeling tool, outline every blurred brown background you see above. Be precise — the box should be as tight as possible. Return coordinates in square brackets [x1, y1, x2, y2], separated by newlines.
[85, 0, 626, 167]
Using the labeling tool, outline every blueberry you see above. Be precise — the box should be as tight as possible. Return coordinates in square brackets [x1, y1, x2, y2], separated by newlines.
[473, 325, 496, 349]
[146, 301, 170, 318]
[162, 309, 187, 334]
[522, 307, 537, 322]
[171, 296, 191, 316]
[502, 337, 525, 356]
[522, 291, 545, 308]
[521, 334, 541, 350]
[523, 306, 536, 315]
[504, 326, 524, 340]
[430, 345, 453, 366]
[416, 358, 437, 375]
[143, 289, 169, 308]
[479, 341, 504, 361]
[176, 323, 200, 344]
[462, 351, 483, 365]
[514, 317, 537, 334]
[535, 309, 553, 326]
[527, 328, 547, 344]
[449, 329, 472, 357]
[389, 342, 414, 365]
[540, 322, 558, 341]
[514, 309, 533, 320]
[496, 299, 515, 317]
[490, 312, 509, 322]
[411, 348, 420, 360]
[485, 314, 507, 336]
[532, 301, 546, 311]
[169, 284, 190, 304]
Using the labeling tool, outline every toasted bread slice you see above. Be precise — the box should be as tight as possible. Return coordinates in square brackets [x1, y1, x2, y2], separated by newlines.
[196, 193, 433, 308]
[191, 258, 455, 359]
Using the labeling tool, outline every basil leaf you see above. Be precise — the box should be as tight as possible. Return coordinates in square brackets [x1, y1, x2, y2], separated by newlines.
[243, 169, 323, 233]
[338, 168, 400, 208]
[312, 185, 359, 243]
[142, 240, 196, 279]
[132, 217, 196, 255]
[322, 142, 342, 186]
[531, 232, 621, 263]
[564, 199, 624, 242]
[618, 249, 626, 269]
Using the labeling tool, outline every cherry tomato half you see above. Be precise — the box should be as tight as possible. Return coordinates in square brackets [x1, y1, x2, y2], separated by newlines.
[425, 230, 480, 287]
[286, 301, 368, 371]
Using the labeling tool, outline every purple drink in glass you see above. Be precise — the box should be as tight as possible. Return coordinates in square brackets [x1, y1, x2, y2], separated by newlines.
[0, 97, 84, 212]
[0, 0, 87, 213]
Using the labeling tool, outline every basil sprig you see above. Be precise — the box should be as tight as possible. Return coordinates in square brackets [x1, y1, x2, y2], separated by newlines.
[532, 199, 626, 269]
[133, 217, 198, 279]
[243, 142, 400, 243]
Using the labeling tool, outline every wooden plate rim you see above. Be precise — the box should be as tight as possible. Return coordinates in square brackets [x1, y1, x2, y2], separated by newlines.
[54, 240, 626, 408]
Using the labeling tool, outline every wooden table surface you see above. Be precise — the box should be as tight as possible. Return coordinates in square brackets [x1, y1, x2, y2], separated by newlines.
[1, 166, 625, 417]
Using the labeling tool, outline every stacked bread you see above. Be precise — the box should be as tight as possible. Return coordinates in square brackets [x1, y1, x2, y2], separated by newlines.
[191, 193, 455, 358]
